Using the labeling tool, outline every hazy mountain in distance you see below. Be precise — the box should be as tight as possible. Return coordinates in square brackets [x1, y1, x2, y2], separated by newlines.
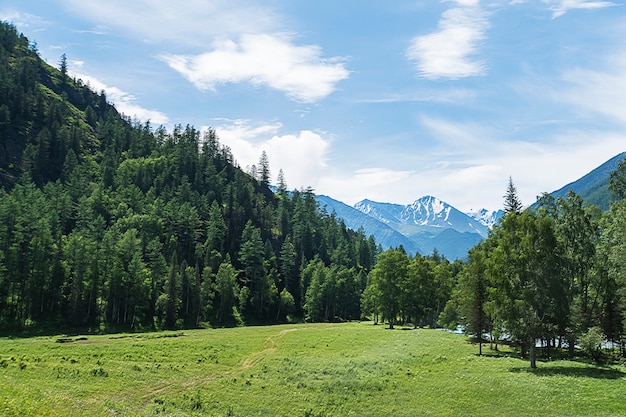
[354, 196, 489, 238]
[317, 195, 490, 260]
[314, 151, 625, 260]
[316, 195, 421, 255]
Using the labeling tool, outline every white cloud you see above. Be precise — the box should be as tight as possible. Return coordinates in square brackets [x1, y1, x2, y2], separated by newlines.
[414, 115, 626, 211]
[70, 63, 169, 125]
[60, 1, 350, 102]
[543, 0, 618, 18]
[161, 34, 349, 103]
[316, 168, 416, 205]
[58, 0, 277, 45]
[211, 120, 331, 189]
[354, 88, 477, 104]
[406, 1, 489, 80]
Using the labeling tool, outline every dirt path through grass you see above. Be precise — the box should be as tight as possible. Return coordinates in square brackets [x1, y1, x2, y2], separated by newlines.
[240, 328, 298, 370]
[138, 327, 299, 411]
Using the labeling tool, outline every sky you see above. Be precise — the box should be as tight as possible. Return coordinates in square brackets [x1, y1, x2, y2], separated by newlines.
[2, 0, 626, 212]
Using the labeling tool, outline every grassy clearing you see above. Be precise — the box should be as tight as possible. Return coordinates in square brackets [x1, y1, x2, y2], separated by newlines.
[0, 323, 624, 416]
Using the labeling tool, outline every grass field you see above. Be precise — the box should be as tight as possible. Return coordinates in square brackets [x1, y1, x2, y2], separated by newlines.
[0, 322, 624, 416]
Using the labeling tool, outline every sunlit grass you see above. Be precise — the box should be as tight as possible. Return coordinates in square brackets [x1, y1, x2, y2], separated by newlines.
[0, 323, 624, 416]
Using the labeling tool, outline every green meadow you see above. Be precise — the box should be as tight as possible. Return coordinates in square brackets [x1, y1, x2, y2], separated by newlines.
[1, 322, 624, 416]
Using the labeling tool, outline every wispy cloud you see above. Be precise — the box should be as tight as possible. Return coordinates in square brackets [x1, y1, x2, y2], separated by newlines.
[543, 0, 618, 18]
[161, 34, 349, 103]
[69, 62, 169, 125]
[0, 9, 47, 30]
[559, 53, 626, 126]
[58, 0, 277, 45]
[59, 0, 349, 102]
[353, 88, 477, 104]
[406, 0, 489, 80]
[415, 115, 626, 210]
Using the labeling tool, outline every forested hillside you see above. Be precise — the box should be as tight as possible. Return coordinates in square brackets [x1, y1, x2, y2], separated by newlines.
[546, 151, 626, 211]
[0, 22, 378, 332]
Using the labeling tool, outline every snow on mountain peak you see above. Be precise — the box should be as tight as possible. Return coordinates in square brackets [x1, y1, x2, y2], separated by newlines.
[354, 195, 488, 237]
[466, 208, 504, 229]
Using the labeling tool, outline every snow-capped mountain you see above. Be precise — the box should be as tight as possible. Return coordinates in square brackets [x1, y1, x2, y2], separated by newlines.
[466, 208, 504, 229]
[313, 151, 625, 260]
[355, 196, 489, 238]
[316, 195, 421, 255]
[318, 195, 492, 260]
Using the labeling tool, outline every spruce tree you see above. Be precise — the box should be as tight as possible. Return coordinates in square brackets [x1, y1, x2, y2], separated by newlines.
[258, 151, 271, 186]
[503, 176, 523, 214]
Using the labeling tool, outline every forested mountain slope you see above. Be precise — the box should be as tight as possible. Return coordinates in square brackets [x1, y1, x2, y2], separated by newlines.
[0, 22, 377, 332]
[548, 152, 626, 211]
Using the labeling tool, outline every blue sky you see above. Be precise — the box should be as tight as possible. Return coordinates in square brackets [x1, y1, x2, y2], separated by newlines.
[2, 0, 625, 212]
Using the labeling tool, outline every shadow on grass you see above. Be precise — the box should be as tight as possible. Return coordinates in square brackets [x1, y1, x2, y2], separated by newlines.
[509, 365, 625, 379]
[476, 350, 511, 359]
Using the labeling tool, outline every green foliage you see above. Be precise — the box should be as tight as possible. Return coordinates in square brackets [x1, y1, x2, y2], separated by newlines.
[503, 176, 523, 214]
[457, 184, 626, 367]
[609, 158, 626, 200]
[364, 248, 456, 329]
[0, 21, 377, 332]
[579, 326, 604, 363]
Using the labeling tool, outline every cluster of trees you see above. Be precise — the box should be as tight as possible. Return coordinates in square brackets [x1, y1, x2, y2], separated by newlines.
[361, 249, 461, 329]
[449, 176, 626, 367]
[0, 22, 377, 332]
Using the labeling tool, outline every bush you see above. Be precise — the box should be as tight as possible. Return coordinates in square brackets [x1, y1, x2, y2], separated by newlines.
[579, 326, 604, 364]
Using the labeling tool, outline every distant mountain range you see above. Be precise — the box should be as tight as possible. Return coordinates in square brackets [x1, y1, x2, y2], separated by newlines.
[317, 195, 503, 260]
[317, 151, 625, 260]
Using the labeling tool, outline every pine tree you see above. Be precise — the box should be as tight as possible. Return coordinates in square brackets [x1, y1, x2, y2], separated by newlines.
[503, 176, 523, 214]
[164, 254, 180, 330]
[258, 151, 271, 186]
[277, 169, 287, 195]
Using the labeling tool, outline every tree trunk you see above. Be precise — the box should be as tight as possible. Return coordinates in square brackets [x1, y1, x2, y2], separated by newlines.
[568, 336, 575, 359]
[530, 341, 537, 369]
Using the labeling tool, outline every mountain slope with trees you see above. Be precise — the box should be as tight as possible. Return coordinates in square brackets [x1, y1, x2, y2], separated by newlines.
[548, 152, 626, 211]
[0, 22, 376, 332]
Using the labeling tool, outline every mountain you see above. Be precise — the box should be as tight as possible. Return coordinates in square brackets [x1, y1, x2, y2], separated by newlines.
[354, 196, 490, 260]
[316, 195, 421, 255]
[317, 151, 626, 260]
[355, 196, 489, 237]
[317, 194, 491, 260]
[548, 152, 625, 210]
[466, 208, 504, 229]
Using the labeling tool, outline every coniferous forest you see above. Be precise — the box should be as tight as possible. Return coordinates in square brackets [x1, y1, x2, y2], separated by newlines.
[1, 21, 626, 367]
[0, 22, 380, 332]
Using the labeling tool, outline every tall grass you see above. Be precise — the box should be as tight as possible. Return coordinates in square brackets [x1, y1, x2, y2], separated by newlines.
[0, 323, 624, 416]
